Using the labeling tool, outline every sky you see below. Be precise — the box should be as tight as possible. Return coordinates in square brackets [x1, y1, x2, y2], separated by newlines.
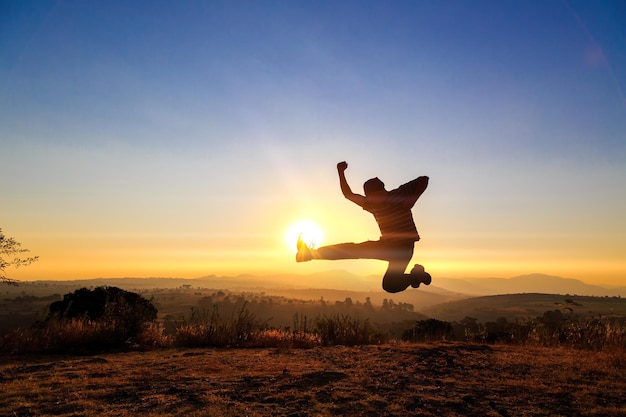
[1, 0, 625, 286]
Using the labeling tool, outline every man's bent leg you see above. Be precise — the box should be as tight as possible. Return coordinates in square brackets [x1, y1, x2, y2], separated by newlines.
[381, 258, 414, 293]
[380, 242, 416, 293]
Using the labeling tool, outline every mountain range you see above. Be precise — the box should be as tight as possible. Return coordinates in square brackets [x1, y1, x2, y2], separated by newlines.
[428, 273, 625, 298]
[25, 272, 625, 299]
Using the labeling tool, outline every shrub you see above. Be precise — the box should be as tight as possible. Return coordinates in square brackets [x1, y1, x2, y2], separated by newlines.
[173, 302, 262, 348]
[132, 322, 171, 350]
[1, 318, 131, 354]
[402, 319, 452, 342]
[315, 314, 386, 346]
[252, 328, 320, 349]
[47, 286, 157, 339]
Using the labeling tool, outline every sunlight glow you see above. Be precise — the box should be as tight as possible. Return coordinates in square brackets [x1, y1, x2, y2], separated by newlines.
[285, 220, 324, 252]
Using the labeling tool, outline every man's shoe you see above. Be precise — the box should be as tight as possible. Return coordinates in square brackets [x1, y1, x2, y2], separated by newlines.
[411, 264, 425, 274]
[296, 234, 312, 262]
[410, 264, 431, 288]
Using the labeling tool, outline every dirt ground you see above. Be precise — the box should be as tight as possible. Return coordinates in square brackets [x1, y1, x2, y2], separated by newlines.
[1, 343, 625, 417]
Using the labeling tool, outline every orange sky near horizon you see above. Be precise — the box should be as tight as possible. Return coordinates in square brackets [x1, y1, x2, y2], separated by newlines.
[6, 187, 626, 287]
[7, 230, 626, 286]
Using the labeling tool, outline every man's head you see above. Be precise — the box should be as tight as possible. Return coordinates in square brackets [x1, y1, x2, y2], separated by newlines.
[363, 177, 385, 196]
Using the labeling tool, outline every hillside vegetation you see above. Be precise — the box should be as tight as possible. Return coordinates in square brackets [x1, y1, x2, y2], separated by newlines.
[2, 282, 626, 355]
[423, 293, 626, 322]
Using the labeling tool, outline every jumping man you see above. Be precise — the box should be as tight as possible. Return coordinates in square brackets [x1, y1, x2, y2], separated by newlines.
[296, 161, 431, 293]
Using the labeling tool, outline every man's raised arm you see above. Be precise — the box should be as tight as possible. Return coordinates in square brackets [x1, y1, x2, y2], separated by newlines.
[337, 161, 366, 207]
[402, 176, 429, 208]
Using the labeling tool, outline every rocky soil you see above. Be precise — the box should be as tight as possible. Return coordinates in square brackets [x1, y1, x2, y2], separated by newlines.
[1, 343, 625, 416]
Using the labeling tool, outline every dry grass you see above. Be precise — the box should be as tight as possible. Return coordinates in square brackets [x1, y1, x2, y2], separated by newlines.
[1, 342, 625, 416]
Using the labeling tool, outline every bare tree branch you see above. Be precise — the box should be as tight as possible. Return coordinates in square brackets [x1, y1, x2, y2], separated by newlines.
[0, 228, 39, 286]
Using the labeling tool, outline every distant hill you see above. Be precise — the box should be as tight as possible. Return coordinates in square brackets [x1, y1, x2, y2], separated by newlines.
[421, 293, 626, 323]
[429, 273, 626, 297]
[21, 271, 624, 307]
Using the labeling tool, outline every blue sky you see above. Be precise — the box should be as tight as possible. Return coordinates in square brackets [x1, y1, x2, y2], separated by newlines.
[1, 1, 625, 284]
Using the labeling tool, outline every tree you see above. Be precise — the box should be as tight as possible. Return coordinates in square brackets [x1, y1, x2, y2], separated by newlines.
[0, 228, 39, 285]
[47, 286, 158, 339]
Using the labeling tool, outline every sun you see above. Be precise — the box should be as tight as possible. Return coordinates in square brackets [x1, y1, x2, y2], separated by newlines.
[285, 220, 324, 252]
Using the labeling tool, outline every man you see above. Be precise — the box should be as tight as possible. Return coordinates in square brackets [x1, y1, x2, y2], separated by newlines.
[296, 161, 431, 293]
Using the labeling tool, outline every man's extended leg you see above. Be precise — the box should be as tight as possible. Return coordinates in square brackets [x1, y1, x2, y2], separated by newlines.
[297, 238, 386, 262]
[311, 240, 417, 293]
[296, 237, 431, 293]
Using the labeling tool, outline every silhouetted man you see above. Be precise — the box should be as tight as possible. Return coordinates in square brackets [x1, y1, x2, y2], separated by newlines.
[296, 161, 431, 293]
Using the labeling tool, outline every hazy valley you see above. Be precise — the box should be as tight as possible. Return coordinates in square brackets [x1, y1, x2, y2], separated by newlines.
[2, 271, 625, 334]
